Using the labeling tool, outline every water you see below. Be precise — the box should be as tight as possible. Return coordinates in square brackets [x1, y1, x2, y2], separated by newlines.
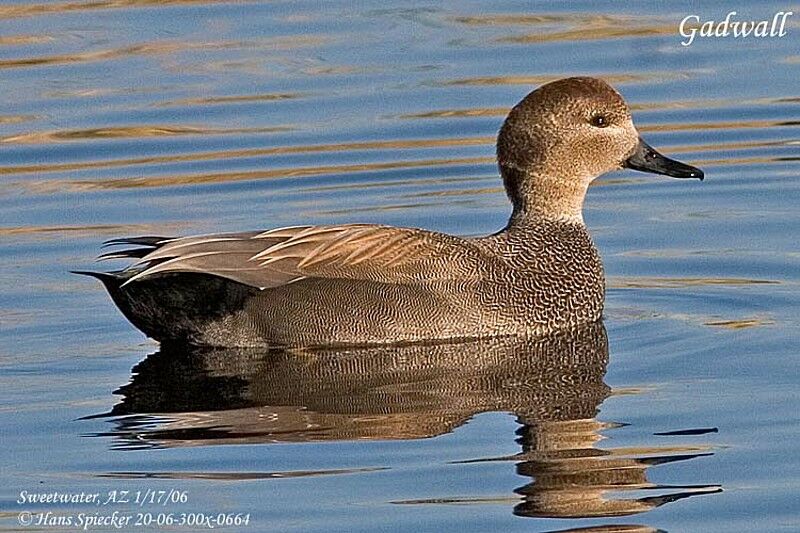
[1, 1, 798, 531]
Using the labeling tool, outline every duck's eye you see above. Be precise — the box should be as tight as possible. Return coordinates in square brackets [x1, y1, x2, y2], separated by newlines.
[590, 115, 609, 128]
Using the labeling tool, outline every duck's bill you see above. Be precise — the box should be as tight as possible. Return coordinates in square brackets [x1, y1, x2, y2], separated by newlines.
[624, 138, 704, 180]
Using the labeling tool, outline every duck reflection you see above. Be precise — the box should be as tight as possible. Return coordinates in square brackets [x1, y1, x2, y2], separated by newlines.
[512, 419, 719, 518]
[99, 322, 720, 519]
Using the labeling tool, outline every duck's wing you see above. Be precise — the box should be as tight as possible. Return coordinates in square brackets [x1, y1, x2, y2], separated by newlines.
[112, 224, 485, 289]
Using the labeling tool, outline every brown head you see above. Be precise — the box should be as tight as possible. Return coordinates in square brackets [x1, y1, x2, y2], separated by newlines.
[497, 77, 703, 222]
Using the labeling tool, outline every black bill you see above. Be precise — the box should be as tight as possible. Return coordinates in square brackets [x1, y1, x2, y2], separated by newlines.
[624, 137, 704, 180]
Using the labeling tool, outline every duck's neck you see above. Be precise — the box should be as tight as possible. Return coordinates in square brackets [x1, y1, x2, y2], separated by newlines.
[501, 164, 589, 227]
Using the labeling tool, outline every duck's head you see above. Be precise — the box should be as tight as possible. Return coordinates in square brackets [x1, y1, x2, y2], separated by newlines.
[497, 77, 703, 221]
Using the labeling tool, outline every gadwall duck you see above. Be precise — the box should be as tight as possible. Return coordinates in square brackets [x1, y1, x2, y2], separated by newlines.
[77, 77, 703, 347]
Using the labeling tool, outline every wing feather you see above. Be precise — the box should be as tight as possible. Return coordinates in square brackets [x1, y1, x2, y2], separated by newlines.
[113, 224, 485, 289]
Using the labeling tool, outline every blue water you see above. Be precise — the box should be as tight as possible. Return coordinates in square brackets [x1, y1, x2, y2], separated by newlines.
[2, 1, 799, 532]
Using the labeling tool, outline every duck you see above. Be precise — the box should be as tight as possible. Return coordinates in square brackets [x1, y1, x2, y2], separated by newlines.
[76, 77, 703, 347]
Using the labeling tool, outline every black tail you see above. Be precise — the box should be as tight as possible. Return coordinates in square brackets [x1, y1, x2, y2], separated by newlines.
[72, 270, 257, 344]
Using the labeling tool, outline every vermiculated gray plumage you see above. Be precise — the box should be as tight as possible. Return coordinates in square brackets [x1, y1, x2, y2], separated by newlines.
[88, 218, 603, 346]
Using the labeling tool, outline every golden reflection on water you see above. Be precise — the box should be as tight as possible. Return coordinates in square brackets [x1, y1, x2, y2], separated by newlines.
[0, 125, 290, 144]
[456, 12, 679, 46]
[454, 13, 653, 27]
[0, 35, 329, 70]
[704, 318, 776, 330]
[301, 174, 487, 194]
[608, 277, 780, 289]
[30, 156, 493, 192]
[697, 155, 800, 167]
[496, 24, 676, 44]
[608, 307, 777, 331]
[0, 0, 257, 20]
[398, 107, 508, 119]
[400, 186, 504, 199]
[0, 41, 218, 69]
[0, 223, 185, 241]
[632, 95, 800, 111]
[0, 114, 36, 124]
[0, 34, 53, 45]
[159, 92, 306, 107]
[641, 119, 800, 133]
[0, 136, 492, 175]
[665, 139, 795, 155]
